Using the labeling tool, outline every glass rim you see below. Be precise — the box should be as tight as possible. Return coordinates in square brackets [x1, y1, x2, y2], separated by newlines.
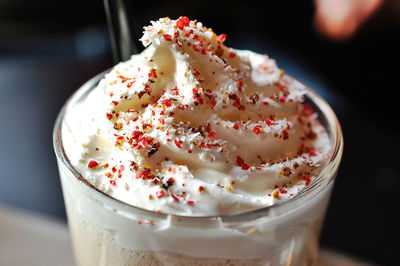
[53, 69, 343, 222]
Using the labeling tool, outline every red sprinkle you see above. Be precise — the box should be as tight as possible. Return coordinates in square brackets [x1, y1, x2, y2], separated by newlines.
[199, 186, 204, 192]
[156, 190, 165, 198]
[176, 16, 190, 30]
[217, 34, 226, 44]
[163, 34, 172, 41]
[185, 29, 194, 37]
[115, 134, 124, 140]
[148, 68, 158, 78]
[132, 131, 142, 140]
[135, 171, 155, 180]
[117, 75, 128, 83]
[174, 139, 182, 148]
[193, 68, 201, 76]
[304, 175, 311, 186]
[117, 165, 125, 178]
[253, 126, 261, 135]
[88, 160, 99, 168]
[171, 193, 180, 202]
[127, 80, 135, 88]
[241, 163, 250, 170]
[236, 156, 250, 170]
[263, 118, 275, 126]
[237, 78, 244, 92]
[162, 99, 172, 107]
[205, 124, 211, 133]
[232, 97, 241, 108]
[236, 156, 244, 167]
[187, 200, 194, 205]
[282, 129, 289, 140]
[109, 180, 116, 186]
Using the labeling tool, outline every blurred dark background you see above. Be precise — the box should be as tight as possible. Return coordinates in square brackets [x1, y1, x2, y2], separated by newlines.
[0, 0, 399, 265]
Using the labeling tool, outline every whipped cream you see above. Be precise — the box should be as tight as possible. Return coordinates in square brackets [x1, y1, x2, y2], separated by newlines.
[63, 17, 330, 216]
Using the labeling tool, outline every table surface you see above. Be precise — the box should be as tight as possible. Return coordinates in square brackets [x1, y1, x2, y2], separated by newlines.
[0, 204, 374, 266]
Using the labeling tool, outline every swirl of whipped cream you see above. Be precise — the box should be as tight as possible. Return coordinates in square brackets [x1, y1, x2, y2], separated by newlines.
[63, 17, 331, 215]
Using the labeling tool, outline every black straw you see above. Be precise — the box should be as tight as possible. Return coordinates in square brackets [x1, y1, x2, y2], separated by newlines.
[103, 0, 138, 63]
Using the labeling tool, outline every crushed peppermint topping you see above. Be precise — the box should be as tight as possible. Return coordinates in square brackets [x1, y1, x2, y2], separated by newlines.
[64, 16, 332, 216]
[88, 160, 99, 168]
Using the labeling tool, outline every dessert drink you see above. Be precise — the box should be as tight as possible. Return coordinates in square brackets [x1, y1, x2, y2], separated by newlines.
[54, 17, 343, 265]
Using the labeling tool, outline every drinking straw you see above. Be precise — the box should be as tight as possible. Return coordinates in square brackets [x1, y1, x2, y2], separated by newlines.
[103, 0, 138, 63]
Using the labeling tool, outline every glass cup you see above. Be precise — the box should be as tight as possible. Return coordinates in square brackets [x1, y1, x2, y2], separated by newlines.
[53, 71, 343, 266]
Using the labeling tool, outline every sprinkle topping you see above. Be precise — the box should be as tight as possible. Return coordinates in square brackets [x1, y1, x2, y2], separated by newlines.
[65, 17, 331, 216]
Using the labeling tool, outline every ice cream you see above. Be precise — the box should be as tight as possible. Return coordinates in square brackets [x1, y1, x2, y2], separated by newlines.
[62, 16, 331, 216]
